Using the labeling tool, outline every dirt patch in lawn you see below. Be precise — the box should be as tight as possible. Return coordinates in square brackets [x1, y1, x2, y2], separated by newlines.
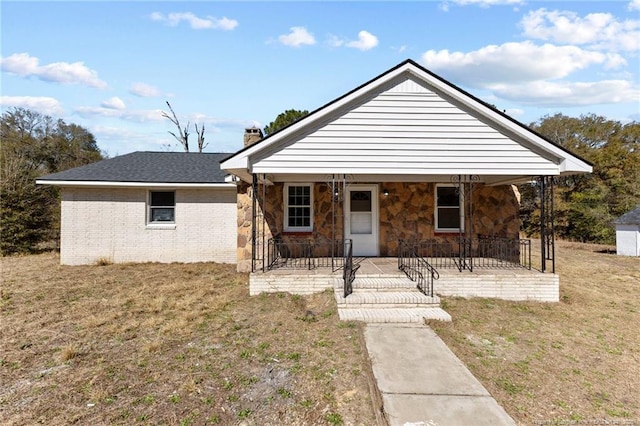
[0, 253, 377, 425]
[430, 241, 640, 425]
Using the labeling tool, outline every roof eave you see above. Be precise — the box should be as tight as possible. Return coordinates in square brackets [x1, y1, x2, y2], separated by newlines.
[36, 180, 236, 189]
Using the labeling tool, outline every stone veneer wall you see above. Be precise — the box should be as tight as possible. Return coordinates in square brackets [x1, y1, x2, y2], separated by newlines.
[236, 181, 342, 271]
[379, 182, 520, 256]
[237, 181, 521, 271]
[379, 182, 435, 256]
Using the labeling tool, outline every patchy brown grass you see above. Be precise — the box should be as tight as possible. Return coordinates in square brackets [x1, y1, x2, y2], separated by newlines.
[0, 253, 376, 425]
[430, 241, 640, 425]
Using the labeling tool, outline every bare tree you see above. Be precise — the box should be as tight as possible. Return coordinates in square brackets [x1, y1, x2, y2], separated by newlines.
[162, 101, 189, 152]
[194, 123, 207, 153]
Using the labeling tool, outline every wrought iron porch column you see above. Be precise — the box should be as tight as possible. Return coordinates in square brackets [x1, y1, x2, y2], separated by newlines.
[251, 173, 257, 273]
[451, 175, 479, 272]
[262, 174, 267, 273]
[539, 176, 556, 273]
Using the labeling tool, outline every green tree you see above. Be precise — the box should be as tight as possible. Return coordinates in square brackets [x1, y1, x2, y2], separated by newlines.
[1, 107, 103, 255]
[520, 113, 640, 244]
[263, 109, 309, 136]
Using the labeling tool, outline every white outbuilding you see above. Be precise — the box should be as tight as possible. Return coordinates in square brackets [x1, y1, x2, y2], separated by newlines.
[613, 206, 640, 256]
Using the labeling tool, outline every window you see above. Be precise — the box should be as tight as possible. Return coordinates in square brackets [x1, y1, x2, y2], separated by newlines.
[435, 185, 463, 232]
[284, 183, 313, 232]
[148, 191, 175, 224]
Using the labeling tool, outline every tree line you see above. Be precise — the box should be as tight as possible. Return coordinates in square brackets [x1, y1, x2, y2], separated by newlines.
[519, 113, 640, 244]
[1, 107, 638, 255]
[1, 108, 103, 254]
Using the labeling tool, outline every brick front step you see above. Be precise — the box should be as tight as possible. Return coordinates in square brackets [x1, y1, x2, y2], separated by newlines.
[336, 290, 440, 308]
[337, 307, 452, 323]
[352, 277, 419, 291]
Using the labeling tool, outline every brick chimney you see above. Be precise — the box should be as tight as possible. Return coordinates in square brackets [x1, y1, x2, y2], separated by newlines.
[243, 126, 263, 147]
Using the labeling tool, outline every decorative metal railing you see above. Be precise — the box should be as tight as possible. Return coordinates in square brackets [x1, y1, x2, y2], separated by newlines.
[343, 239, 358, 298]
[398, 239, 439, 297]
[266, 236, 358, 296]
[267, 236, 348, 272]
[406, 236, 532, 272]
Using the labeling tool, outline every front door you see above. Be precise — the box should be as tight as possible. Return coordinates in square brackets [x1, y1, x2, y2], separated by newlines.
[345, 185, 379, 256]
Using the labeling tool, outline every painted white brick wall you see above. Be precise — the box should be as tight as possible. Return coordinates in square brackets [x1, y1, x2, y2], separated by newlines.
[249, 271, 559, 302]
[249, 274, 336, 295]
[60, 187, 237, 265]
[434, 273, 559, 302]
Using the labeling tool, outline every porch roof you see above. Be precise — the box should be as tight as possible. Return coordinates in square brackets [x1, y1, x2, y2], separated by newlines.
[222, 60, 592, 185]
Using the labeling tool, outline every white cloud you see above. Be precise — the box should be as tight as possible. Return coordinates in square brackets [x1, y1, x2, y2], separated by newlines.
[150, 12, 238, 30]
[629, 0, 640, 11]
[346, 31, 379, 51]
[327, 34, 344, 48]
[421, 41, 625, 87]
[129, 82, 162, 98]
[504, 108, 524, 117]
[278, 27, 316, 47]
[101, 97, 126, 110]
[521, 8, 640, 52]
[441, 0, 523, 9]
[0, 53, 107, 89]
[491, 80, 640, 107]
[0, 95, 64, 116]
[75, 106, 166, 122]
[327, 31, 379, 51]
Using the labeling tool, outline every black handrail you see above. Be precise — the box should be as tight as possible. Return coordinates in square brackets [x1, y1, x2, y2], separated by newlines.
[398, 239, 439, 297]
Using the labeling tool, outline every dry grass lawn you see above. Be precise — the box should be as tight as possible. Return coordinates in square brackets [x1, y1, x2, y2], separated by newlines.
[430, 241, 640, 425]
[0, 254, 377, 425]
[2, 242, 639, 425]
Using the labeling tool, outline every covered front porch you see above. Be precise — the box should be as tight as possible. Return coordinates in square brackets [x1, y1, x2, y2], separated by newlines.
[242, 174, 560, 304]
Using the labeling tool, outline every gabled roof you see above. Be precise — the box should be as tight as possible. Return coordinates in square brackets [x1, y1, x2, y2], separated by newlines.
[613, 206, 640, 225]
[37, 151, 234, 188]
[221, 59, 592, 183]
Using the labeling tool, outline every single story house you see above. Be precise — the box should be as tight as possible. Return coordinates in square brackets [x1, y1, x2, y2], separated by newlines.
[38, 59, 592, 303]
[613, 206, 640, 256]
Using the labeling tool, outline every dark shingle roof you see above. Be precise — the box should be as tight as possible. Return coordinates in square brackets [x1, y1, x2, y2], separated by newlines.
[613, 206, 640, 225]
[38, 152, 232, 184]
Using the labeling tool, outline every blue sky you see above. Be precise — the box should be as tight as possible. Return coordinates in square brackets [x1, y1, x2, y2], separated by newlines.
[2, 1, 639, 156]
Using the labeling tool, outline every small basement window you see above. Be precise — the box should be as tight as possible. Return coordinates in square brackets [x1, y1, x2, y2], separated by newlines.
[148, 191, 175, 224]
[435, 185, 463, 232]
[284, 183, 313, 232]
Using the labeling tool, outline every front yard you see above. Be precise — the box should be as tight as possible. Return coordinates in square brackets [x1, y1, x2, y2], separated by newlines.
[0, 254, 376, 425]
[431, 241, 640, 424]
[2, 240, 638, 425]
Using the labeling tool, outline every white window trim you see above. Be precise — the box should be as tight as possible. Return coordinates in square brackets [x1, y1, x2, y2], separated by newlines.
[435, 184, 464, 233]
[147, 190, 176, 226]
[284, 183, 314, 232]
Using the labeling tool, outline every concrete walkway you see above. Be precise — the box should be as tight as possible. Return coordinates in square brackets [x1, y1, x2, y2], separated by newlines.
[364, 324, 516, 426]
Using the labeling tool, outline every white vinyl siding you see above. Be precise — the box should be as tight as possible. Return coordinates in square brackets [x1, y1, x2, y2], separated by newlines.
[284, 183, 313, 232]
[252, 77, 558, 176]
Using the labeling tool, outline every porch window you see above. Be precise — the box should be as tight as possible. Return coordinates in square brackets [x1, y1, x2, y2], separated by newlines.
[148, 191, 175, 224]
[284, 183, 313, 232]
[435, 185, 463, 232]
